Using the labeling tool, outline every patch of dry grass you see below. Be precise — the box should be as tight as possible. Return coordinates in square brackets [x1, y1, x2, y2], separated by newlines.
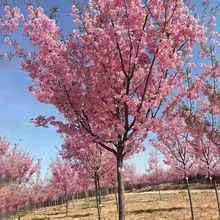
[9, 190, 220, 220]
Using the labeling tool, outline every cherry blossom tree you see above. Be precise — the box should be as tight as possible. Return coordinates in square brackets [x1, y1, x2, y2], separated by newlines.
[152, 116, 197, 220]
[0, 138, 38, 187]
[146, 150, 165, 200]
[0, 137, 38, 218]
[62, 138, 116, 220]
[1, 1, 207, 219]
[174, 7, 220, 216]
[3, 147, 37, 185]
[124, 164, 141, 189]
[190, 135, 220, 217]
[50, 159, 79, 217]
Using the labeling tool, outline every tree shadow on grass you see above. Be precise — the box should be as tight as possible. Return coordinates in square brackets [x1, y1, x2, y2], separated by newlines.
[31, 218, 48, 220]
[128, 199, 158, 204]
[80, 205, 97, 210]
[130, 207, 185, 214]
[54, 213, 93, 219]
[71, 213, 93, 218]
[103, 198, 115, 202]
[47, 211, 62, 215]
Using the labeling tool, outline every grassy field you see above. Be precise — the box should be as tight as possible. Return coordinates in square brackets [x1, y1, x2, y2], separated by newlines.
[9, 190, 220, 220]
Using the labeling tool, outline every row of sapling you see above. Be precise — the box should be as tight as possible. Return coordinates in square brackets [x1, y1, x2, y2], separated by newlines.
[0, 136, 117, 219]
[2, 134, 220, 219]
[0, 138, 61, 218]
[180, 5, 220, 219]
[0, 1, 219, 220]
[0, 137, 39, 219]
[152, 111, 220, 220]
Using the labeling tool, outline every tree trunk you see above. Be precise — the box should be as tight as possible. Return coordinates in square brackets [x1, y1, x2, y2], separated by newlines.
[117, 155, 125, 220]
[186, 177, 194, 220]
[106, 188, 109, 195]
[114, 185, 119, 213]
[34, 202, 36, 218]
[64, 191, 68, 217]
[97, 175, 102, 210]
[85, 191, 88, 201]
[95, 176, 102, 220]
[214, 181, 220, 218]
[156, 181, 161, 200]
[158, 186, 162, 201]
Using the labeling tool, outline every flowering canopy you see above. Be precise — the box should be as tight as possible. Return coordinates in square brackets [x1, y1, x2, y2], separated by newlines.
[7, 0, 204, 159]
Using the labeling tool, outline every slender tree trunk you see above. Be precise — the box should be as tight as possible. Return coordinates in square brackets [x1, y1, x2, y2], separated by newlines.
[34, 202, 36, 218]
[186, 177, 194, 220]
[85, 190, 90, 210]
[156, 180, 161, 200]
[85, 191, 88, 201]
[117, 155, 125, 220]
[114, 185, 119, 214]
[158, 186, 162, 201]
[97, 175, 102, 211]
[45, 201, 47, 216]
[95, 176, 102, 220]
[64, 191, 68, 217]
[214, 181, 220, 218]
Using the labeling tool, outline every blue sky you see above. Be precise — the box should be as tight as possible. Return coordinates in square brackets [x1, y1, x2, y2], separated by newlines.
[0, 1, 78, 176]
[0, 1, 151, 176]
[0, 0, 219, 177]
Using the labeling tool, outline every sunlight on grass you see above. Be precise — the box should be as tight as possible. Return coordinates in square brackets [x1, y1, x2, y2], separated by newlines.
[10, 190, 220, 220]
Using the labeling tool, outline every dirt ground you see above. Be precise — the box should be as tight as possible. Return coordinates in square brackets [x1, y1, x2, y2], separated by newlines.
[8, 190, 220, 220]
